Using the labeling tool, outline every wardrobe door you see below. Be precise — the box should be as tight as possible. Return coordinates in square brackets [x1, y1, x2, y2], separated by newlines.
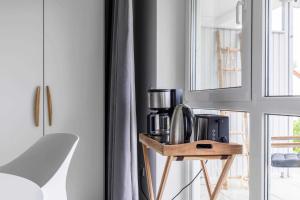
[44, 0, 104, 199]
[0, 0, 43, 166]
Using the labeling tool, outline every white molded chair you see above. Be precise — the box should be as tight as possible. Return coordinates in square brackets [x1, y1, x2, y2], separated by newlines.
[0, 173, 43, 200]
[0, 133, 79, 200]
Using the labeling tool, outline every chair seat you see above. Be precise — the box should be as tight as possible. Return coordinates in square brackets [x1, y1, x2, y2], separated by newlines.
[271, 153, 300, 168]
[0, 173, 43, 200]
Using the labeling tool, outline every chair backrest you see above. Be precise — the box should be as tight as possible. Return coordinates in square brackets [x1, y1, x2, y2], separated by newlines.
[0, 133, 79, 187]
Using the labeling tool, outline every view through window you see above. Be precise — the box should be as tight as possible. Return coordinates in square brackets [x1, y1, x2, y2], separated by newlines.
[267, 114, 300, 200]
[191, 0, 242, 90]
[188, 0, 300, 199]
[190, 110, 250, 200]
[268, 0, 300, 96]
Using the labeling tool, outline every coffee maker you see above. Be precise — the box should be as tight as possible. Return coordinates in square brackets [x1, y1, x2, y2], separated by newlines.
[147, 89, 182, 143]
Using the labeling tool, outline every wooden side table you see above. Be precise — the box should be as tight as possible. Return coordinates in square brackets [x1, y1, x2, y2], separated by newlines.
[139, 134, 243, 200]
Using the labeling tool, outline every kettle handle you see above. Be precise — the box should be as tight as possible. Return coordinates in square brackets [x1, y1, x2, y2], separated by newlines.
[183, 107, 194, 143]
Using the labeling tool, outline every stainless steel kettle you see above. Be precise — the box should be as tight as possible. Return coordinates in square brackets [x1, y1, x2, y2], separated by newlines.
[169, 104, 194, 144]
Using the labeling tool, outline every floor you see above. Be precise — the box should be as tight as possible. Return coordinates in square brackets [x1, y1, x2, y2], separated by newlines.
[192, 168, 300, 200]
[269, 168, 300, 200]
[195, 178, 249, 200]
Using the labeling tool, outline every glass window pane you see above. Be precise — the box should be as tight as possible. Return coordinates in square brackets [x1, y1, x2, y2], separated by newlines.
[267, 114, 300, 199]
[267, 0, 300, 96]
[272, 0, 283, 31]
[191, 0, 243, 91]
[191, 109, 250, 200]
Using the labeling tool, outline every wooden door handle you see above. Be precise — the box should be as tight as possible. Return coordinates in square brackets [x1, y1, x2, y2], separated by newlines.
[34, 87, 41, 127]
[46, 86, 53, 126]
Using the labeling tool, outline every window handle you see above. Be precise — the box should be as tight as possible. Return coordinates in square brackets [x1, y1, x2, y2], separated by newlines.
[236, 0, 245, 25]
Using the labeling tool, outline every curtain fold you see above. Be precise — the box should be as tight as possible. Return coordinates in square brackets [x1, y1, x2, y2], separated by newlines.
[106, 0, 139, 199]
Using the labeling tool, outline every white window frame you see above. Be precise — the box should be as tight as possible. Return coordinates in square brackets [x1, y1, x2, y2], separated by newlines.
[185, 0, 300, 200]
[185, 0, 252, 103]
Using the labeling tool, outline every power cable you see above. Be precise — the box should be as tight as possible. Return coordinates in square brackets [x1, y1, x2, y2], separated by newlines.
[139, 161, 208, 200]
[171, 161, 208, 200]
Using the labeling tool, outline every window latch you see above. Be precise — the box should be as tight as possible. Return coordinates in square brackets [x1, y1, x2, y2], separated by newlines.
[236, 0, 246, 25]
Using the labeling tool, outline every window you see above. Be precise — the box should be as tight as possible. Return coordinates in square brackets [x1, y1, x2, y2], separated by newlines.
[191, 0, 242, 90]
[190, 110, 250, 200]
[186, 0, 300, 200]
[266, 114, 300, 200]
[271, 0, 283, 32]
[267, 0, 300, 96]
[187, 0, 251, 102]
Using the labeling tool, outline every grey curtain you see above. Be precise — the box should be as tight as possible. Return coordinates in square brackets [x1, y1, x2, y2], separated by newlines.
[106, 0, 139, 199]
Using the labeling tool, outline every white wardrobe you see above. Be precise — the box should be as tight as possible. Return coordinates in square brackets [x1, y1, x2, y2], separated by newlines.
[0, 0, 104, 199]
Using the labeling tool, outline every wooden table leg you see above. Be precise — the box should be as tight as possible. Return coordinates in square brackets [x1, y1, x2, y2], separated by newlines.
[211, 156, 235, 200]
[201, 160, 212, 198]
[157, 156, 173, 200]
[221, 160, 229, 189]
[142, 144, 155, 200]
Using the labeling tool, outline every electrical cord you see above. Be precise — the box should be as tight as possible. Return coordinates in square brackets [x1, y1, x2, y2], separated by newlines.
[139, 168, 149, 200]
[139, 161, 208, 200]
[171, 160, 208, 200]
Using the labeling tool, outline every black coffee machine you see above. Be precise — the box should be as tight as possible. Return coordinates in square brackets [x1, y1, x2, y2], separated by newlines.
[147, 89, 182, 143]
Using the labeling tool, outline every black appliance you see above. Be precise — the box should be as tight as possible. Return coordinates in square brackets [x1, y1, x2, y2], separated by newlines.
[147, 89, 183, 143]
[194, 114, 229, 143]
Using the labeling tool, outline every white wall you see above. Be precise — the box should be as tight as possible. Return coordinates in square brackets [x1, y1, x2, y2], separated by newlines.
[157, 0, 186, 89]
[156, 0, 188, 199]
[134, 0, 188, 198]
[134, 0, 158, 199]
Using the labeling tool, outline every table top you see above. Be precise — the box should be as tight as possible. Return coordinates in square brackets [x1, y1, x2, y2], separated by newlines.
[139, 134, 243, 157]
[0, 173, 43, 200]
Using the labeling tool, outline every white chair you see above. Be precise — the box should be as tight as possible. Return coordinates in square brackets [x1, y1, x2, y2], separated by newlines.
[0, 173, 43, 200]
[0, 133, 79, 200]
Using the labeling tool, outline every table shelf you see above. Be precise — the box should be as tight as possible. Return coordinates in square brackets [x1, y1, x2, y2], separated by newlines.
[139, 133, 243, 200]
[139, 133, 243, 157]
